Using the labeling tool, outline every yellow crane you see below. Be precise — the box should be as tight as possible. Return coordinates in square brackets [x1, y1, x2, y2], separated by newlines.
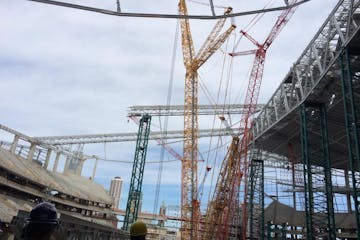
[178, 1, 235, 239]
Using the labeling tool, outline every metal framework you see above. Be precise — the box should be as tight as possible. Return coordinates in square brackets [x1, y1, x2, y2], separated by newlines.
[26, 0, 308, 20]
[248, 150, 265, 240]
[340, 48, 360, 238]
[178, 1, 235, 238]
[299, 103, 336, 240]
[208, 1, 300, 238]
[127, 104, 265, 117]
[123, 115, 151, 230]
[202, 136, 240, 239]
[35, 128, 242, 145]
[254, 0, 360, 140]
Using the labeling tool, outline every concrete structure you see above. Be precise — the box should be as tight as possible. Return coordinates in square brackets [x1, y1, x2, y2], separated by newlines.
[109, 176, 123, 209]
[0, 124, 129, 239]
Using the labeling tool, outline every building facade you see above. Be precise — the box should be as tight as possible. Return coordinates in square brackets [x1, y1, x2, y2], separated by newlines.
[109, 176, 123, 209]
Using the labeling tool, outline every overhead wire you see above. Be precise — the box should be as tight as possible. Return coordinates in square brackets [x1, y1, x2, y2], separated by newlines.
[207, 35, 235, 204]
[153, 19, 179, 216]
[232, 0, 277, 110]
[98, 158, 178, 164]
[232, 0, 276, 52]
[188, 0, 227, 9]
[197, 34, 232, 202]
[27, 0, 308, 20]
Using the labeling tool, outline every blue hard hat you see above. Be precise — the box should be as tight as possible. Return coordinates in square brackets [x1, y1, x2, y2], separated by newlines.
[27, 202, 59, 225]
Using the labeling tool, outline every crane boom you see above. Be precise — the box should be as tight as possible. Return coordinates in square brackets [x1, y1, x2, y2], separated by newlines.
[205, 1, 299, 238]
[178, 1, 235, 238]
[238, 3, 299, 239]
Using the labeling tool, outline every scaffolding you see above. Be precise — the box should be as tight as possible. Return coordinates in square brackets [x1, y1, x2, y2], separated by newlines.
[247, 148, 264, 240]
[299, 103, 336, 239]
[340, 48, 360, 238]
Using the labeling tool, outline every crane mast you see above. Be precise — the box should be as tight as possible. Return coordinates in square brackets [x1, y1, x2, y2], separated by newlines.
[123, 114, 152, 230]
[239, 3, 299, 239]
[178, 1, 235, 238]
[205, 1, 299, 239]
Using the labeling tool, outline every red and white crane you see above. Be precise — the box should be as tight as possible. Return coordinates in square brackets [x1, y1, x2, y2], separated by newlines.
[203, 1, 300, 239]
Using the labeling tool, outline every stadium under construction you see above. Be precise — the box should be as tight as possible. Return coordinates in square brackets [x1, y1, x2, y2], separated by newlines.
[1, 0, 360, 239]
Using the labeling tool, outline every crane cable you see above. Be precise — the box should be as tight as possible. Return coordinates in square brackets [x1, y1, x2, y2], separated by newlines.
[232, 0, 275, 52]
[197, 34, 234, 203]
[232, 0, 276, 119]
[206, 35, 236, 204]
[152, 20, 179, 217]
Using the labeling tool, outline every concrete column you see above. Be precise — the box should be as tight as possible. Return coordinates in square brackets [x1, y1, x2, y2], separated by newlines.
[76, 158, 85, 176]
[27, 143, 36, 161]
[92, 158, 99, 181]
[43, 149, 52, 170]
[53, 152, 61, 172]
[64, 157, 70, 174]
[10, 135, 20, 153]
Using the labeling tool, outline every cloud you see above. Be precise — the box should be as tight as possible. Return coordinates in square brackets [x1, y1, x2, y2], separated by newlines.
[1, 0, 338, 212]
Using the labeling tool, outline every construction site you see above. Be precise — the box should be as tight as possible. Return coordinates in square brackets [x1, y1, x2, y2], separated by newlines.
[0, 0, 360, 239]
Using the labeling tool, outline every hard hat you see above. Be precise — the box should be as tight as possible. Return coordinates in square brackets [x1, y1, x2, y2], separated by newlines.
[27, 202, 59, 225]
[130, 221, 147, 236]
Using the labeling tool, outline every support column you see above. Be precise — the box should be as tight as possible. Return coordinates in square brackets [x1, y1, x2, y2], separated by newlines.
[299, 102, 336, 240]
[300, 104, 314, 240]
[77, 158, 85, 176]
[43, 149, 52, 170]
[64, 157, 70, 174]
[92, 158, 98, 181]
[10, 135, 19, 154]
[248, 148, 264, 240]
[319, 104, 336, 239]
[27, 143, 36, 161]
[53, 152, 60, 172]
[340, 48, 360, 238]
[266, 221, 272, 240]
[344, 170, 352, 213]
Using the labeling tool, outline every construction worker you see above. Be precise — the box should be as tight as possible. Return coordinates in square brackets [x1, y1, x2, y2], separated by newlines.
[130, 221, 147, 240]
[21, 202, 60, 240]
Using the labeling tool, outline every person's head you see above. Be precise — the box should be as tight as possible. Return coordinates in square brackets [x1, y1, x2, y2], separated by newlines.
[130, 221, 147, 240]
[22, 202, 59, 240]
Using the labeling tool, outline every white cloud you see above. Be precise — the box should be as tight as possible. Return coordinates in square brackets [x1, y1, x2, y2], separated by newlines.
[0, 0, 337, 212]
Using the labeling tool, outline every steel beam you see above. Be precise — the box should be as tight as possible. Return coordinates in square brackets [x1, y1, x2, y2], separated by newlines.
[35, 128, 242, 145]
[128, 104, 265, 117]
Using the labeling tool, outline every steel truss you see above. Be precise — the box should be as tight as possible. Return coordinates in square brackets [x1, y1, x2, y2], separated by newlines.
[248, 149, 265, 240]
[127, 104, 265, 117]
[254, 0, 360, 139]
[35, 128, 241, 145]
[340, 48, 360, 238]
[123, 115, 151, 230]
[299, 103, 336, 240]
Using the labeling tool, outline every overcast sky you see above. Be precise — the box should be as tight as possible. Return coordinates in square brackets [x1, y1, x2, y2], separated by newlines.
[0, 0, 338, 213]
